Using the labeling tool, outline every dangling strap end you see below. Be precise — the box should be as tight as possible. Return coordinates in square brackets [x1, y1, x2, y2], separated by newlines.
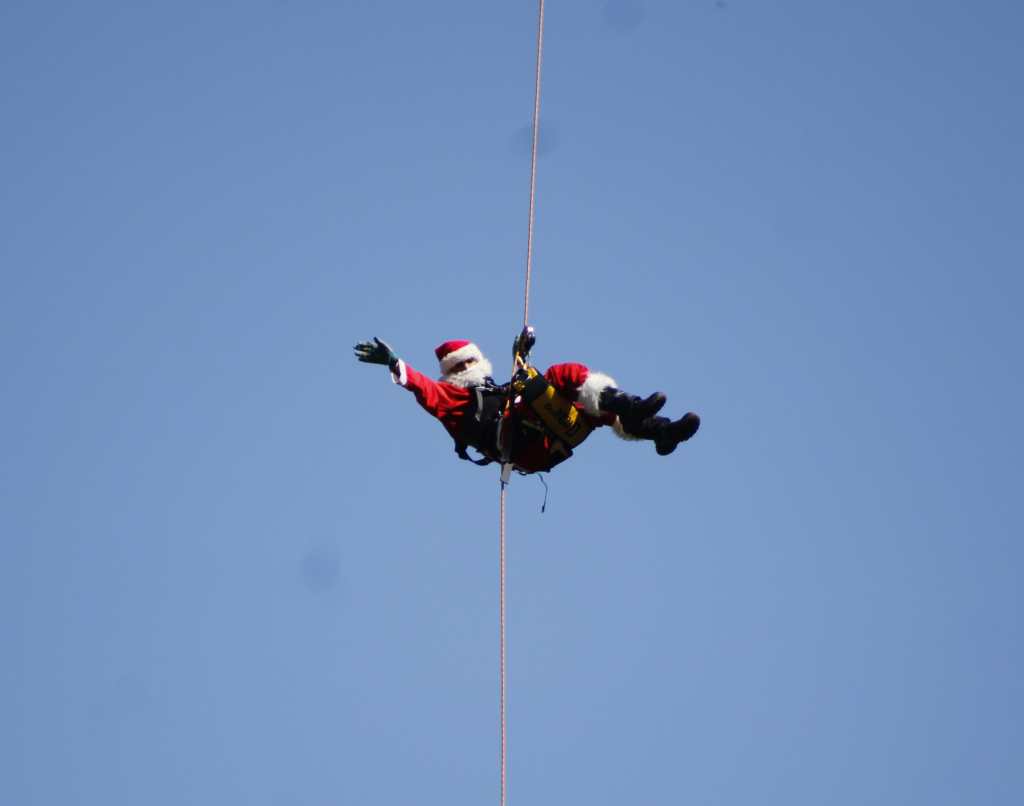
[537, 472, 549, 513]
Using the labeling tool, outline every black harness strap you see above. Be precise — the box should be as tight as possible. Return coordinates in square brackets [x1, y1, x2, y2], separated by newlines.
[452, 382, 507, 467]
[455, 441, 494, 466]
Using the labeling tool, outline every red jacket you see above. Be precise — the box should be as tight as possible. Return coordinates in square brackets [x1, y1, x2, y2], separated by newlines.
[393, 361, 614, 472]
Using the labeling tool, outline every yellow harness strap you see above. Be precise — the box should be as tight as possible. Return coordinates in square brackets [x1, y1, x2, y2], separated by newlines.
[515, 366, 594, 449]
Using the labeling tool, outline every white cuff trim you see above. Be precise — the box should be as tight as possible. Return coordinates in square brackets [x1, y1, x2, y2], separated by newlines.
[612, 417, 642, 441]
[390, 358, 407, 386]
[576, 371, 617, 417]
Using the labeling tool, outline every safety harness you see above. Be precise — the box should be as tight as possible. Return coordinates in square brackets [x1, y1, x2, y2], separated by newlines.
[515, 366, 594, 449]
[453, 383, 508, 466]
[453, 331, 595, 472]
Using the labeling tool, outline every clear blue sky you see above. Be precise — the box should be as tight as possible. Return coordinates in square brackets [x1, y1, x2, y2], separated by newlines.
[3, 1, 1022, 804]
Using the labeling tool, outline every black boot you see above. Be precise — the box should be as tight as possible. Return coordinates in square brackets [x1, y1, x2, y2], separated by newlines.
[627, 412, 700, 455]
[652, 413, 700, 455]
[598, 387, 667, 430]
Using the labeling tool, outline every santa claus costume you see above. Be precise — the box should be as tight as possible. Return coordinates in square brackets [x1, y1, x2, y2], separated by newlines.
[355, 337, 698, 473]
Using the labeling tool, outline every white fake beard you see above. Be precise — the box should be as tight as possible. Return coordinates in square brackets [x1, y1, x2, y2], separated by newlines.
[443, 357, 494, 388]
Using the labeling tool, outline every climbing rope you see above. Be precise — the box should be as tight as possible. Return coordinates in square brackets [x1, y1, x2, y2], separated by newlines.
[499, 480, 509, 806]
[501, 3, 546, 804]
[522, 0, 546, 329]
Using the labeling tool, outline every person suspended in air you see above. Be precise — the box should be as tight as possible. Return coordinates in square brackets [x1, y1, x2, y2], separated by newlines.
[353, 328, 699, 474]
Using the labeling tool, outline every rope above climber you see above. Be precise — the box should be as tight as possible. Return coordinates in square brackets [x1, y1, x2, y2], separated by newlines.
[353, 329, 699, 474]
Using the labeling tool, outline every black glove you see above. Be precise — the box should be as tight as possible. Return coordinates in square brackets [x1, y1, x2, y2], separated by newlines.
[354, 337, 399, 371]
[513, 325, 536, 359]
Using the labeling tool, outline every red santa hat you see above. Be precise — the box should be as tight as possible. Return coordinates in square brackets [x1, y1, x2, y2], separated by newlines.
[435, 339, 485, 375]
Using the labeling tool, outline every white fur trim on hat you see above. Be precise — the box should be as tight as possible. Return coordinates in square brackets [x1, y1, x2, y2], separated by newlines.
[438, 342, 485, 375]
[575, 370, 617, 417]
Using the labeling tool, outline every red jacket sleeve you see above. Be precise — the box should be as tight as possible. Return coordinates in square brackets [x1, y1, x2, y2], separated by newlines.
[393, 360, 472, 436]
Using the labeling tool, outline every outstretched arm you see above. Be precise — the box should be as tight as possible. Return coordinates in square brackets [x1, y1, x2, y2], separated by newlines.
[354, 337, 466, 420]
